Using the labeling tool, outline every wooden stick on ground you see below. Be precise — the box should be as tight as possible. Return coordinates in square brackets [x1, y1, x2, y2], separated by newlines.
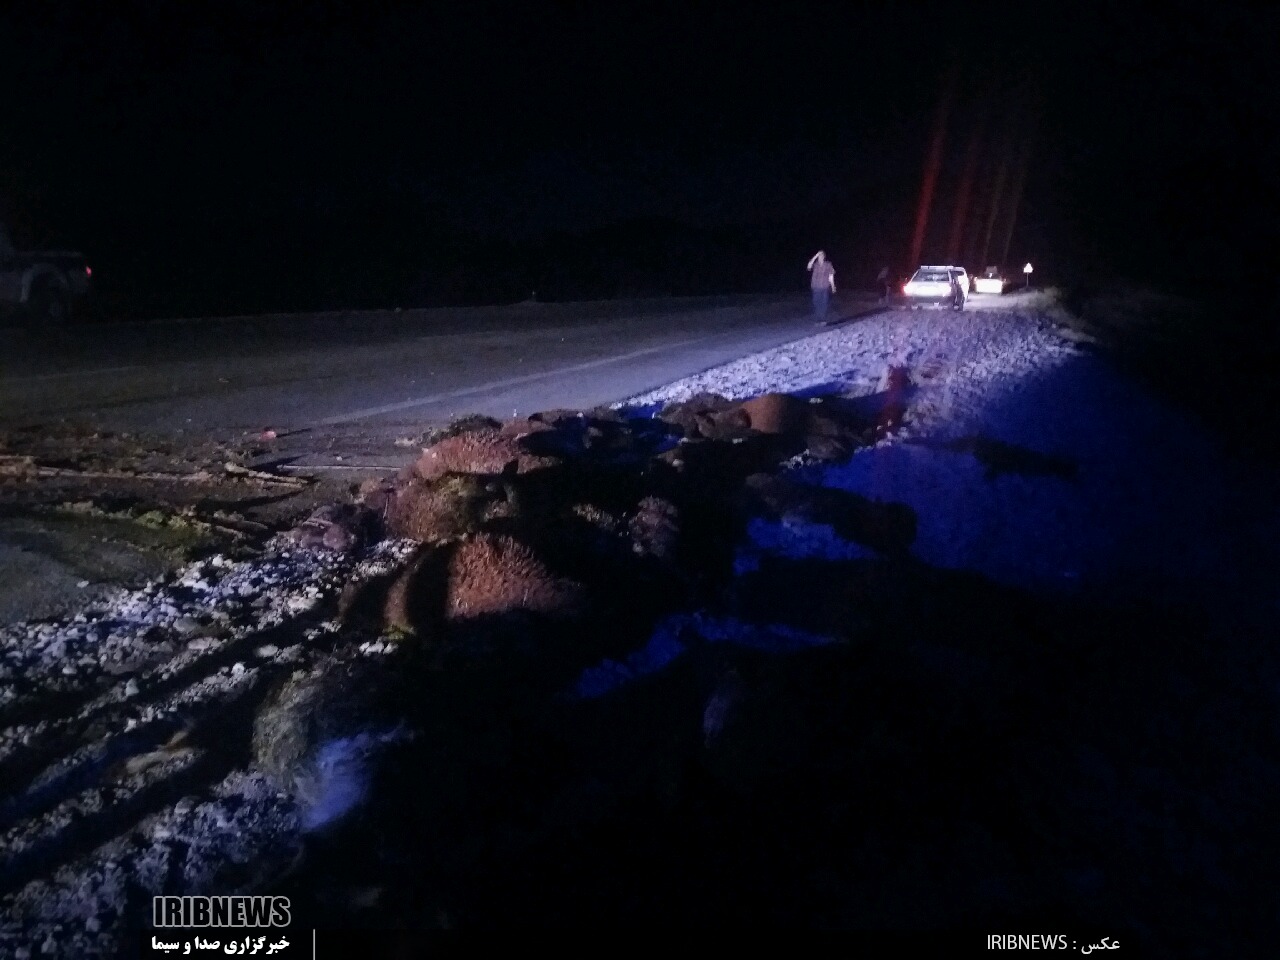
[0, 460, 308, 487]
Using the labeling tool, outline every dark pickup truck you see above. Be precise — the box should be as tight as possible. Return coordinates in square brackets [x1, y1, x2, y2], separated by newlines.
[0, 222, 92, 324]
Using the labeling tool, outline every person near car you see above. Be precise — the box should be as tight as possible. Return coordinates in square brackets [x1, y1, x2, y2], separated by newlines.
[877, 265, 891, 301]
[807, 251, 836, 320]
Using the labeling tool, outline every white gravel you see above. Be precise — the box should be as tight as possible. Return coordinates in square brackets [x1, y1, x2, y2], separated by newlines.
[0, 536, 419, 957]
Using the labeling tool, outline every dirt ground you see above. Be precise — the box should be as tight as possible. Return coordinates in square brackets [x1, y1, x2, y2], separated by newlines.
[0, 422, 414, 628]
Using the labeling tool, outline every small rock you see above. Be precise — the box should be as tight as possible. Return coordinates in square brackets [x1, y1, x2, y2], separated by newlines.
[124, 679, 140, 698]
[77, 580, 90, 589]
[173, 616, 201, 635]
[255, 644, 280, 658]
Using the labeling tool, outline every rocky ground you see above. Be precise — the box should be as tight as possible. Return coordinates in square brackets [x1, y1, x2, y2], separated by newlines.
[1, 297, 1276, 958]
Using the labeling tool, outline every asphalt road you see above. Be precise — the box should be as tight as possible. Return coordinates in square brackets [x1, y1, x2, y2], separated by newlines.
[0, 294, 885, 438]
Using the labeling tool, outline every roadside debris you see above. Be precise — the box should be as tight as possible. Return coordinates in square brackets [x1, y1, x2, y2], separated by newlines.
[221, 462, 308, 486]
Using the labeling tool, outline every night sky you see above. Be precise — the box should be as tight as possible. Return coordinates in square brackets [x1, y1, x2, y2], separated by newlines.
[2, 1, 1276, 318]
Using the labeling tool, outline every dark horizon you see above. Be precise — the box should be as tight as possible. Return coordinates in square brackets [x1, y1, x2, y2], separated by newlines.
[2, 1, 1276, 318]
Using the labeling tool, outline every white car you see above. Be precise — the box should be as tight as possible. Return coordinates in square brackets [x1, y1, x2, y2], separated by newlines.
[903, 265, 967, 310]
[973, 266, 1007, 295]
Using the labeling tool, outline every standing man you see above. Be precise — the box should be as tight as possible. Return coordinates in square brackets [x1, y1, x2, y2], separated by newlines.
[877, 265, 891, 302]
[949, 268, 966, 311]
[807, 250, 836, 321]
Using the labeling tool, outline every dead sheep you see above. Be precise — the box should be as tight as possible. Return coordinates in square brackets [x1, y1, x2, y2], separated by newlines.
[383, 474, 514, 543]
[413, 430, 559, 481]
[364, 534, 589, 636]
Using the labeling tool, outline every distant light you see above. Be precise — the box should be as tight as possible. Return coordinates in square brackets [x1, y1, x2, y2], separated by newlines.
[85, 266, 92, 277]
[1023, 262, 1034, 274]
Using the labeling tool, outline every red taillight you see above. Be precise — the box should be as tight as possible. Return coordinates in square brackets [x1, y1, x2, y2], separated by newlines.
[85, 266, 92, 277]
